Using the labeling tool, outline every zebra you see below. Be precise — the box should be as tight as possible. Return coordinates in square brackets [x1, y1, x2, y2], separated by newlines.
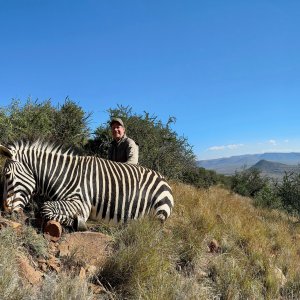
[0, 140, 174, 229]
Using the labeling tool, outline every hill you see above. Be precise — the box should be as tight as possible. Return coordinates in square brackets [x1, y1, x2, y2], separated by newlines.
[198, 152, 300, 175]
[250, 159, 300, 179]
[1, 183, 300, 299]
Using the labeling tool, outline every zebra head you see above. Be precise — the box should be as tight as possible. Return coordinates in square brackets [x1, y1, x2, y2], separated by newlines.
[0, 145, 36, 213]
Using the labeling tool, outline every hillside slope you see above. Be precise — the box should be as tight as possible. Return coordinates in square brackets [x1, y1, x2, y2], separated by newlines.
[1, 183, 300, 299]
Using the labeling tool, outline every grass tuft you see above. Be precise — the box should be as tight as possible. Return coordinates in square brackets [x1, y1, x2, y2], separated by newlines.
[35, 273, 93, 300]
[98, 217, 178, 299]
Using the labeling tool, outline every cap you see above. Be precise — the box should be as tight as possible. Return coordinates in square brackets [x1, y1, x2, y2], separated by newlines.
[110, 117, 124, 127]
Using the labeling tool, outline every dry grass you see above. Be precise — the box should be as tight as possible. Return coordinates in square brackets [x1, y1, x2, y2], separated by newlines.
[169, 183, 300, 299]
[98, 218, 178, 299]
[35, 274, 93, 300]
[2, 182, 300, 299]
[95, 182, 300, 299]
[0, 227, 31, 300]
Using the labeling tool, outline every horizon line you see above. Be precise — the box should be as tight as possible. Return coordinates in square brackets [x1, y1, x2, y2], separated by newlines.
[198, 150, 300, 161]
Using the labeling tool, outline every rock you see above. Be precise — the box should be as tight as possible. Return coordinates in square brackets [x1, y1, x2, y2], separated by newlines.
[58, 232, 112, 268]
[47, 254, 60, 273]
[208, 239, 221, 253]
[39, 263, 48, 272]
[37, 258, 47, 264]
[274, 266, 287, 287]
[17, 254, 43, 285]
[197, 270, 208, 278]
[86, 264, 97, 277]
[79, 267, 86, 280]
[89, 283, 107, 295]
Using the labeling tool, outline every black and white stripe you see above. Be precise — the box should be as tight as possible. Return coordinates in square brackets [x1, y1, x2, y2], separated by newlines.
[1, 140, 174, 227]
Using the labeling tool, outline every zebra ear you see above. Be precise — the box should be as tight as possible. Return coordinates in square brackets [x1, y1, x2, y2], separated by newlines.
[0, 145, 13, 159]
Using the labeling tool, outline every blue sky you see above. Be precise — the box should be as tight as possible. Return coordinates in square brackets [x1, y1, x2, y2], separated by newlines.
[1, 1, 299, 160]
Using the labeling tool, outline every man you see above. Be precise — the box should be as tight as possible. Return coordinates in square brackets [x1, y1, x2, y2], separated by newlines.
[108, 117, 139, 164]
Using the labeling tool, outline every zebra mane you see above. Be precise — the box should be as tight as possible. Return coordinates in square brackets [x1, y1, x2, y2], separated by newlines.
[7, 139, 81, 157]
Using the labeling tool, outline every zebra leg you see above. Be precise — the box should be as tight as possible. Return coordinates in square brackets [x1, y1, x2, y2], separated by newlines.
[74, 215, 88, 231]
[41, 200, 89, 231]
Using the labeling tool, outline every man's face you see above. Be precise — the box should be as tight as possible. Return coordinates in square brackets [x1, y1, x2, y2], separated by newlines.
[111, 122, 125, 141]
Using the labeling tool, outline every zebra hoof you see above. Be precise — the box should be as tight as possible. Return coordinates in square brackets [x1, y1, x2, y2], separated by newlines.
[75, 216, 88, 232]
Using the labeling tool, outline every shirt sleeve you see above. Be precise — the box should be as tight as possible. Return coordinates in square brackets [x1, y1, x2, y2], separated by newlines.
[126, 139, 139, 164]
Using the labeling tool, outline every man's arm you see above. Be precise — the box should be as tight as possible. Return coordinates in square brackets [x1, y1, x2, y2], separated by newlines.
[126, 139, 139, 164]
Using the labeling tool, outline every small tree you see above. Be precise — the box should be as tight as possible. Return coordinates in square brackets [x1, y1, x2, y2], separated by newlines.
[274, 172, 300, 216]
[0, 108, 12, 143]
[253, 184, 282, 209]
[0, 99, 55, 142]
[182, 167, 231, 189]
[231, 168, 269, 197]
[52, 98, 91, 147]
[0, 98, 91, 148]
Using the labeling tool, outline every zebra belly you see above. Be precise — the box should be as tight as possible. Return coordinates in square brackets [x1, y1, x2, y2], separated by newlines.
[89, 195, 149, 224]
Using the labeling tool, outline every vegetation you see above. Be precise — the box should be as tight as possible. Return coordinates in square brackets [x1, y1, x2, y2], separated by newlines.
[274, 172, 300, 216]
[2, 98, 300, 298]
[182, 166, 231, 189]
[0, 227, 31, 300]
[230, 168, 269, 198]
[230, 168, 300, 219]
[0, 98, 91, 147]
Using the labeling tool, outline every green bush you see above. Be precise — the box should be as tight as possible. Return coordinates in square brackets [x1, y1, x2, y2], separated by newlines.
[274, 172, 300, 216]
[253, 184, 282, 210]
[0, 98, 91, 148]
[52, 98, 91, 147]
[182, 167, 231, 189]
[231, 168, 269, 197]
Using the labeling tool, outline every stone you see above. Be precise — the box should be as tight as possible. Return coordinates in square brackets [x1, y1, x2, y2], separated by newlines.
[208, 239, 221, 253]
[17, 254, 43, 285]
[274, 266, 287, 287]
[58, 232, 113, 268]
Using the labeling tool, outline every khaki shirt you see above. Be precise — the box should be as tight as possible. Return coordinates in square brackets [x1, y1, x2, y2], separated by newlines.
[108, 135, 139, 164]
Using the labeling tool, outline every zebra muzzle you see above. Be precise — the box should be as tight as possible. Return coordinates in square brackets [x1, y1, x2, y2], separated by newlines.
[2, 199, 11, 213]
[2, 192, 15, 212]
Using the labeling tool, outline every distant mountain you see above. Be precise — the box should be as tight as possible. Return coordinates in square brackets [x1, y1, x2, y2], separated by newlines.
[198, 153, 300, 175]
[249, 159, 300, 179]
